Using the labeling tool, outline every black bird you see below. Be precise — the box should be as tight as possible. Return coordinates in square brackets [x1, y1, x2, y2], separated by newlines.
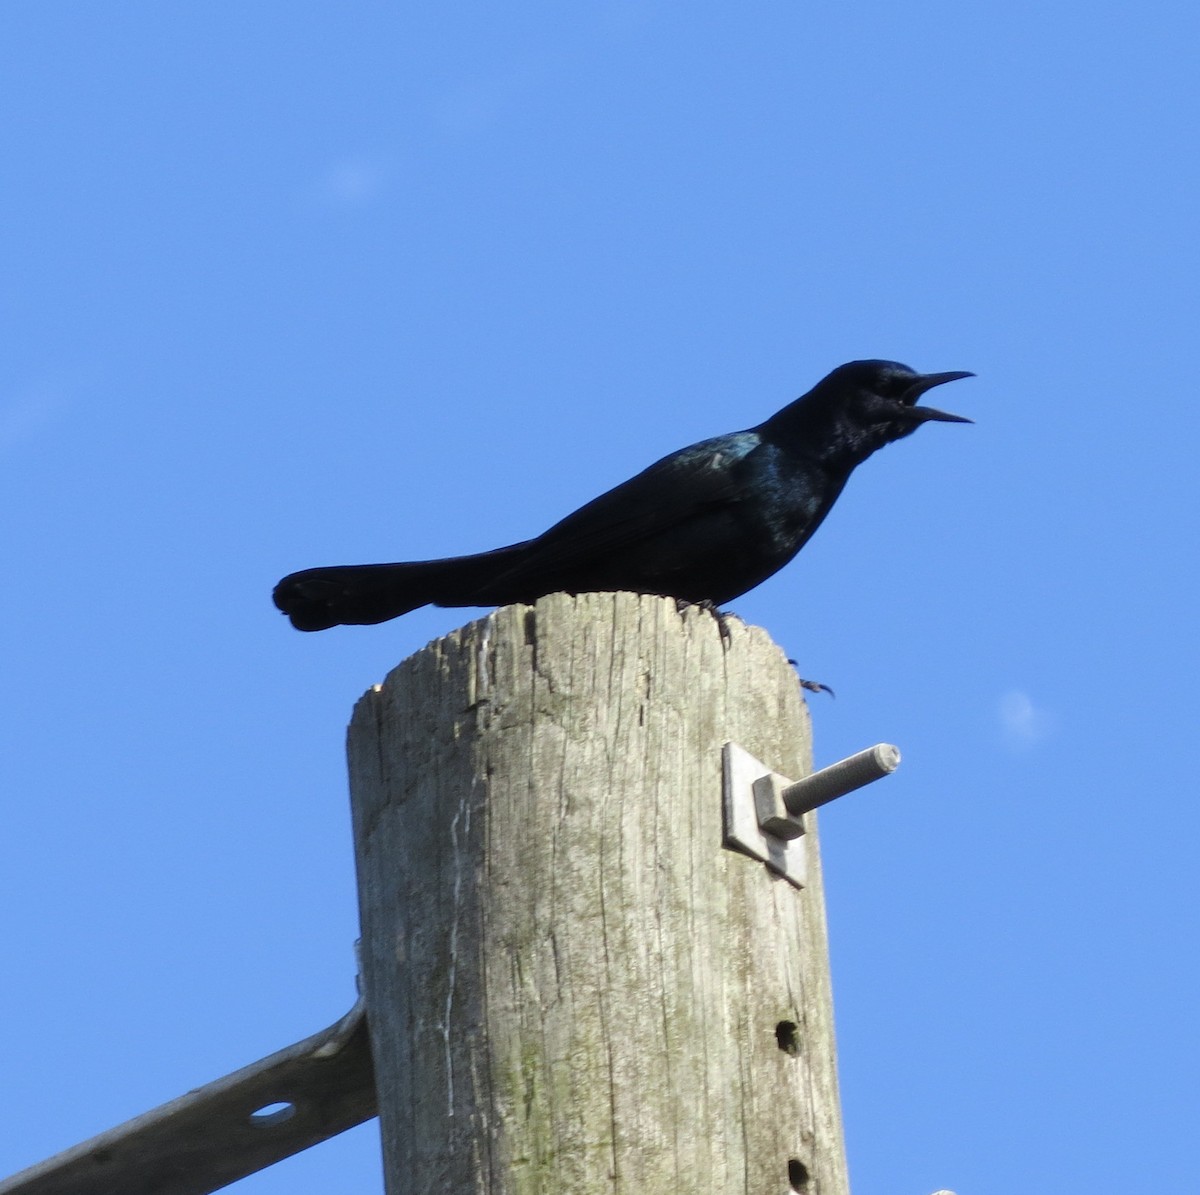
[273, 359, 973, 632]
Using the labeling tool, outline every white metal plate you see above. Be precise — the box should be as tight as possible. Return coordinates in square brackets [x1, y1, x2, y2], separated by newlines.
[721, 741, 808, 889]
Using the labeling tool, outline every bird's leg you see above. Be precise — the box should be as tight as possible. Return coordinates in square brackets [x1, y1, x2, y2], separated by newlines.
[786, 659, 835, 698]
[800, 678, 835, 697]
[675, 597, 736, 645]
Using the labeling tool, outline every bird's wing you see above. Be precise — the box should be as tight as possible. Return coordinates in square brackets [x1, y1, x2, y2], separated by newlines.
[491, 431, 762, 578]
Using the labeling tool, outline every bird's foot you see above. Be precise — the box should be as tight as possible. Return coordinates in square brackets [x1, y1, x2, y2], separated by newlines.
[786, 659, 835, 698]
[676, 597, 736, 645]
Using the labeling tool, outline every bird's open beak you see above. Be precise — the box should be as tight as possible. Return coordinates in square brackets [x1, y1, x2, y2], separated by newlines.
[902, 370, 975, 424]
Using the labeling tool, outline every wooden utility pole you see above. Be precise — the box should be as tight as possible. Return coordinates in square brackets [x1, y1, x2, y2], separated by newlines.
[348, 591, 849, 1195]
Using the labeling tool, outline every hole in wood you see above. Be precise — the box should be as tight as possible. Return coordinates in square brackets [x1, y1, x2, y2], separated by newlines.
[248, 1101, 297, 1128]
[775, 1020, 800, 1055]
[788, 1158, 811, 1192]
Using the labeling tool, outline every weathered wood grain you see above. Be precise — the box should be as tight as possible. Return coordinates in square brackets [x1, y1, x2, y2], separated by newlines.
[348, 591, 848, 1195]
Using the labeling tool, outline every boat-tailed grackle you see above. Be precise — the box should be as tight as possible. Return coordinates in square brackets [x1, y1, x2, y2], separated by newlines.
[273, 359, 973, 632]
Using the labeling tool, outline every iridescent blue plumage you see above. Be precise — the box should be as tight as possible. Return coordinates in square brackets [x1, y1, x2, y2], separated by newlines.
[274, 360, 973, 630]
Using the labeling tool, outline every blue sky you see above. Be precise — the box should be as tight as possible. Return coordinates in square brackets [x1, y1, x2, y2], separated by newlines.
[3, 4, 1198, 1192]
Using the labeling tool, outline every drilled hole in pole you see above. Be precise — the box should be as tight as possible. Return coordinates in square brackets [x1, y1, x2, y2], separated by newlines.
[788, 1158, 811, 1192]
[775, 1020, 800, 1055]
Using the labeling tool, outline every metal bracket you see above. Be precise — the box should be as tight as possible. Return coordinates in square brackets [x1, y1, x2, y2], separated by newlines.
[723, 741, 901, 889]
[0, 996, 377, 1195]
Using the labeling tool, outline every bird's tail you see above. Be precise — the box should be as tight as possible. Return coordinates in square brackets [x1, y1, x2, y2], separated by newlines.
[273, 545, 531, 631]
